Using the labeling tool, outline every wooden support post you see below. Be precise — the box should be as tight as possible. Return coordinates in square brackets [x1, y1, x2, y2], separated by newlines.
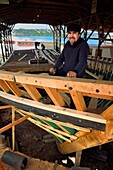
[0, 80, 10, 93]
[12, 106, 15, 151]
[4, 81, 22, 97]
[0, 41, 5, 62]
[44, 87, 65, 106]
[70, 91, 87, 111]
[75, 151, 82, 167]
[22, 84, 42, 101]
[69, 151, 90, 170]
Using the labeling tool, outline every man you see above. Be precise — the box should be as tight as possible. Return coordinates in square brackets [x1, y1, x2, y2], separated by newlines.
[49, 23, 89, 78]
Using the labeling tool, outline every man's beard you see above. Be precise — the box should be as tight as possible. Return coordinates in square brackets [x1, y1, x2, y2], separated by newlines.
[69, 37, 76, 44]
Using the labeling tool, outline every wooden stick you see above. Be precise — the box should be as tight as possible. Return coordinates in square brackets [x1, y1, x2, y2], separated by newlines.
[0, 115, 30, 133]
[15, 108, 91, 132]
[18, 111, 71, 143]
[0, 105, 11, 110]
[60, 92, 70, 106]
[86, 70, 99, 79]
[16, 108, 77, 140]
[12, 106, 15, 151]
[38, 118, 62, 143]
[18, 54, 27, 62]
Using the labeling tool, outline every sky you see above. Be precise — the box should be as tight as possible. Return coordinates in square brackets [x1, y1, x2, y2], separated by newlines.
[14, 23, 50, 29]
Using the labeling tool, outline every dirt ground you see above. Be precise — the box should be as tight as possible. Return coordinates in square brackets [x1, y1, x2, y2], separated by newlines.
[0, 149, 69, 170]
[0, 110, 73, 170]
[1, 109, 113, 170]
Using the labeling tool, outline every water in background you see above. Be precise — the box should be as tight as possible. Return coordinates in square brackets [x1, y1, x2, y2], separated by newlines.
[13, 35, 98, 46]
[0, 35, 101, 55]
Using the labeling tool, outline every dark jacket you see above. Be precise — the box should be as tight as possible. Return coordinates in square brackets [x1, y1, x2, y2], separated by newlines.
[55, 38, 89, 77]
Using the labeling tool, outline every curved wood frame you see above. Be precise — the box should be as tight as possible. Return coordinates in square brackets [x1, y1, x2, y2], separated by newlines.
[0, 70, 113, 154]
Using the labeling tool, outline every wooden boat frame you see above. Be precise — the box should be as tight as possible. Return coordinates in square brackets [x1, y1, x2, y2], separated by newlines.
[0, 70, 113, 154]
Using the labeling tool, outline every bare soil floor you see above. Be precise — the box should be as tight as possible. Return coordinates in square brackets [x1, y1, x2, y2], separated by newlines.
[1, 149, 69, 170]
[1, 109, 113, 170]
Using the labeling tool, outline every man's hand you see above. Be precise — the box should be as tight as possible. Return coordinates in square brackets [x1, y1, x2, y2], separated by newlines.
[67, 71, 77, 77]
[49, 67, 56, 75]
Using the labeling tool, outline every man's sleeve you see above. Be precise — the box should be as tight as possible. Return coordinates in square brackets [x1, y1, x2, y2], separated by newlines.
[74, 43, 89, 76]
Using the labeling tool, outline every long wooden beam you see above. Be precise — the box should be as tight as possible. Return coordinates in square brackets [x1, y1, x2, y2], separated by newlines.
[0, 71, 113, 98]
[15, 108, 90, 132]
[0, 105, 11, 109]
[0, 91, 106, 131]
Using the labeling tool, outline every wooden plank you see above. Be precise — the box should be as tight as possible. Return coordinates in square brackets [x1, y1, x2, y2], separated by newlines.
[88, 98, 99, 110]
[58, 89, 113, 101]
[87, 57, 112, 65]
[82, 92, 113, 100]
[60, 92, 71, 106]
[55, 123, 70, 134]
[103, 58, 109, 72]
[91, 56, 97, 68]
[70, 91, 87, 111]
[4, 81, 22, 96]
[20, 89, 31, 98]
[95, 57, 100, 70]
[0, 91, 106, 131]
[85, 70, 99, 79]
[0, 79, 10, 92]
[0, 105, 11, 109]
[0, 71, 14, 81]
[22, 84, 42, 101]
[57, 129, 106, 154]
[108, 59, 113, 72]
[75, 131, 89, 138]
[0, 115, 30, 133]
[101, 104, 113, 120]
[99, 57, 104, 72]
[44, 87, 65, 106]
[0, 71, 113, 98]
[15, 108, 91, 132]
[18, 54, 27, 61]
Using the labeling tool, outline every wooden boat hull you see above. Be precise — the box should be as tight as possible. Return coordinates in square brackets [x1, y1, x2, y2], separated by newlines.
[17, 42, 34, 46]
[0, 70, 113, 154]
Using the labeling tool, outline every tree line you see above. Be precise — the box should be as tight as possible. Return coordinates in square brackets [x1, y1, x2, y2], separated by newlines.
[13, 29, 53, 36]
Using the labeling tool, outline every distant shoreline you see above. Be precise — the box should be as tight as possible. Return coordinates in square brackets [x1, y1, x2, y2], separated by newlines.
[41, 42, 54, 48]
[12, 41, 56, 51]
